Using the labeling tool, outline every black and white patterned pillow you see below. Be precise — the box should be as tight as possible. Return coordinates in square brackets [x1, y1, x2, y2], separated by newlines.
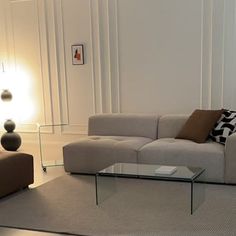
[210, 110, 236, 145]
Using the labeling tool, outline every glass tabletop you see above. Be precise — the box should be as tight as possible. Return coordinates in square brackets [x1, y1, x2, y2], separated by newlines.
[98, 163, 205, 181]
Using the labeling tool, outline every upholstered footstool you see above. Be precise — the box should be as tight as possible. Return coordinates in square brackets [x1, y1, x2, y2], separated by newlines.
[0, 152, 34, 198]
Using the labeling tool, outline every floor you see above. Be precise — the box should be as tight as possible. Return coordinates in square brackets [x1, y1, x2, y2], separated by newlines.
[0, 150, 71, 236]
[0, 227, 71, 236]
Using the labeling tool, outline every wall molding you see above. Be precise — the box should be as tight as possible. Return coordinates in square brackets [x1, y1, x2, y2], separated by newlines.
[54, 0, 69, 126]
[36, 0, 53, 125]
[210, 0, 236, 110]
[199, 0, 204, 109]
[97, 0, 112, 112]
[90, 0, 103, 114]
[108, 0, 120, 113]
[222, 0, 236, 109]
[60, 124, 88, 135]
[232, 0, 236, 109]
[90, 0, 121, 113]
[201, 0, 213, 109]
[211, 0, 225, 109]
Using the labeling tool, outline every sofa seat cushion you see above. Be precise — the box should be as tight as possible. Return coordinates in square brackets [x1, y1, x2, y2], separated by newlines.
[63, 136, 153, 173]
[138, 138, 225, 183]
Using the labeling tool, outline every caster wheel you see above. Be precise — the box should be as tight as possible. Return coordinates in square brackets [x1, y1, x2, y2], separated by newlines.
[43, 167, 47, 172]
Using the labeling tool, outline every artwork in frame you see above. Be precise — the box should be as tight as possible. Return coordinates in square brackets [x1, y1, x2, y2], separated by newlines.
[72, 44, 84, 65]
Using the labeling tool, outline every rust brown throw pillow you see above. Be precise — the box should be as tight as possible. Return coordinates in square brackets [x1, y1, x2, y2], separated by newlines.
[176, 109, 224, 143]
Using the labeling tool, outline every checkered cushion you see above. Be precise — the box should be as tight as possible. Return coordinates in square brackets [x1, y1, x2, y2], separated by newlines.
[209, 110, 236, 145]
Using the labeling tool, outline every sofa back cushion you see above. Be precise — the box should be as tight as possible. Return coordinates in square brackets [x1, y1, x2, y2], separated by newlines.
[88, 114, 159, 139]
[176, 109, 223, 143]
[158, 115, 189, 138]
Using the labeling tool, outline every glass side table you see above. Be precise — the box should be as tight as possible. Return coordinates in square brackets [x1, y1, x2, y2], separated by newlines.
[38, 123, 68, 172]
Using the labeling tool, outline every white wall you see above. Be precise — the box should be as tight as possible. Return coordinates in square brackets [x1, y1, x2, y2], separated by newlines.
[210, 0, 236, 110]
[0, 0, 235, 159]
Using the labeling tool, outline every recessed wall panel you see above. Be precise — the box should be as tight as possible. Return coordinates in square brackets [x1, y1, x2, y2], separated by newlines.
[60, 0, 94, 125]
[118, 0, 202, 114]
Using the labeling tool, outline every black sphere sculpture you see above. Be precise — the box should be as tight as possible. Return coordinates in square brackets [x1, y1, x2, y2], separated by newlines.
[1, 119, 21, 151]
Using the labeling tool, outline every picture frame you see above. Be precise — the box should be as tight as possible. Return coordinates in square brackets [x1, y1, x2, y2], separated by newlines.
[71, 44, 84, 65]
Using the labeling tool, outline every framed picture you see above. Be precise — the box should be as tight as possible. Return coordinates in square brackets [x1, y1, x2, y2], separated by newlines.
[72, 44, 84, 65]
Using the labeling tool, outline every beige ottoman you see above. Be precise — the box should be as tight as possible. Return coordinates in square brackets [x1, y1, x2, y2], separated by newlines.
[0, 152, 34, 198]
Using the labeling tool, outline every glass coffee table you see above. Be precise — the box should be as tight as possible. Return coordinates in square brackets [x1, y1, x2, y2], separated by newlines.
[95, 163, 205, 214]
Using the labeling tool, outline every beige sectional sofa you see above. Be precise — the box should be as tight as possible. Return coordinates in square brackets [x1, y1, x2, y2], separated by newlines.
[63, 114, 236, 184]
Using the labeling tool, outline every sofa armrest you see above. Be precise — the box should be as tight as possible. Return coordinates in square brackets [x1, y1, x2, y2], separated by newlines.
[224, 133, 236, 184]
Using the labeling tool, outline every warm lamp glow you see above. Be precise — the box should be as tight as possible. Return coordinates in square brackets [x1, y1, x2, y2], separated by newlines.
[0, 67, 35, 123]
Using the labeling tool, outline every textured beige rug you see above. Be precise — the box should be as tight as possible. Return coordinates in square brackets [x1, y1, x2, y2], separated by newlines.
[0, 174, 235, 236]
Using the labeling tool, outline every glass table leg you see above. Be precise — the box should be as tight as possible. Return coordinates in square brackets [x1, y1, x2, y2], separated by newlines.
[95, 174, 117, 205]
[191, 172, 206, 214]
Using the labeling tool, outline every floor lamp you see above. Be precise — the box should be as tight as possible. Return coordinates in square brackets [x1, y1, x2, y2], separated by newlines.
[0, 64, 21, 151]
